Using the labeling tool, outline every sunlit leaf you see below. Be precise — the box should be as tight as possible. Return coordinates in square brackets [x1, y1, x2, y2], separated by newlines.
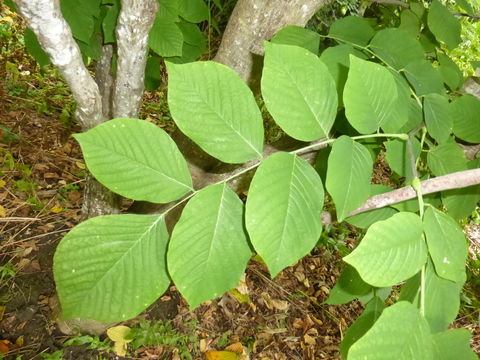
[344, 212, 426, 287]
[54, 214, 170, 322]
[262, 42, 337, 141]
[168, 184, 251, 309]
[74, 118, 193, 203]
[246, 152, 324, 277]
[326, 136, 372, 221]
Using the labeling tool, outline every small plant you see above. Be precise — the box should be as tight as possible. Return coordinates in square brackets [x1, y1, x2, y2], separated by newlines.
[126, 320, 197, 360]
[62, 335, 111, 351]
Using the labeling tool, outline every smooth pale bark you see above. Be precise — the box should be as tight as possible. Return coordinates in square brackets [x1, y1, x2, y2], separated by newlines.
[112, 0, 159, 118]
[214, 0, 334, 84]
[13, 0, 104, 131]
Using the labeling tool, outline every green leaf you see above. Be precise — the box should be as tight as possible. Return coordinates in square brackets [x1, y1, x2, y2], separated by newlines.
[348, 301, 433, 360]
[381, 70, 410, 133]
[148, 16, 184, 57]
[369, 28, 425, 70]
[176, 21, 206, 49]
[384, 138, 421, 180]
[399, 9, 420, 37]
[442, 159, 480, 220]
[246, 152, 324, 277]
[432, 329, 477, 360]
[343, 55, 399, 134]
[424, 207, 467, 282]
[437, 53, 463, 90]
[261, 42, 338, 141]
[400, 262, 464, 333]
[326, 136, 372, 221]
[428, 0, 462, 50]
[101, 0, 119, 43]
[319, 44, 367, 107]
[346, 185, 398, 229]
[399, 98, 423, 133]
[325, 265, 373, 305]
[144, 55, 161, 91]
[442, 185, 480, 221]
[54, 214, 170, 322]
[168, 184, 251, 309]
[23, 29, 51, 67]
[61, 0, 95, 43]
[74, 118, 193, 203]
[451, 94, 480, 143]
[340, 297, 385, 358]
[271, 26, 320, 54]
[423, 94, 452, 144]
[328, 16, 374, 47]
[177, 0, 209, 23]
[167, 61, 264, 163]
[427, 139, 467, 176]
[403, 60, 445, 96]
[344, 212, 426, 287]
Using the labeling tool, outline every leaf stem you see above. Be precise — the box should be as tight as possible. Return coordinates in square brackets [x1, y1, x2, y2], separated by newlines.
[162, 133, 408, 216]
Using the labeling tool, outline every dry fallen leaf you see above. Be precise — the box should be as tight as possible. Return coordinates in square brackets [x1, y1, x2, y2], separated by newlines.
[205, 350, 239, 360]
[0, 205, 6, 217]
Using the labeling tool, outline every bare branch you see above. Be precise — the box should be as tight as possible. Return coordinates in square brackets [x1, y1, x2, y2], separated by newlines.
[13, 0, 105, 130]
[111, 0, 159, 118]
[348, 168, 480, 216]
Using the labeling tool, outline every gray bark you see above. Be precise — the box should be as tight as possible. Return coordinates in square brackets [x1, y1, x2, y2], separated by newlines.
[214, 0, 334, 85]
[13, 0, 105, 131]
[112, 0, 159, 118]
[95, 44, 114, 119]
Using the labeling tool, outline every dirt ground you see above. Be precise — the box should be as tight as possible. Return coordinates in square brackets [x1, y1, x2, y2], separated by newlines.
[1, 8, 480, 360]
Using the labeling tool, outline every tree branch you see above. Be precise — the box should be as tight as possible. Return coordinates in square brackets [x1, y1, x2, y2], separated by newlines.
[111, 0, 158, 118]
[348, 168, 480, 216]
[13, 0, 105, 130]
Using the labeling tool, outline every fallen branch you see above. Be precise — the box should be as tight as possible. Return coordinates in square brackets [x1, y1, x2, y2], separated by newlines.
[348, 168, 480, 216]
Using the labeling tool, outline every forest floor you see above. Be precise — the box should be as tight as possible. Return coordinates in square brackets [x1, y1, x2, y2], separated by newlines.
[1, 6, 480, 360]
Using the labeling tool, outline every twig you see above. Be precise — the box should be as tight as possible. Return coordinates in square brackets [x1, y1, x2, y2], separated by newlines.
[348, 168, 480, 216]
[0, 217, 42, 222]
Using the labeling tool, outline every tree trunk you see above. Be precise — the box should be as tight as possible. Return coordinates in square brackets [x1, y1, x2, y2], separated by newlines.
[214, 0, 334, 86]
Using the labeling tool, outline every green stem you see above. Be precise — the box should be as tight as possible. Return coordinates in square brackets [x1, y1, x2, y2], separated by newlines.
[163, 132, 408, 216]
